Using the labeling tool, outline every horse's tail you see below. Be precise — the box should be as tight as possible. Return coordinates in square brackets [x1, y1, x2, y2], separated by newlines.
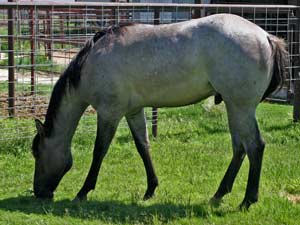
[261, 35, 288, 101]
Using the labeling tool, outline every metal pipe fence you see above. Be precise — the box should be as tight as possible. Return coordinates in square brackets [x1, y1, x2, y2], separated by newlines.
[0, 2, 299, 140]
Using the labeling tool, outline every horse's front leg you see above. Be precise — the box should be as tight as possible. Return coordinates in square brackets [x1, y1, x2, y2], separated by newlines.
[75, 112, 121, 201]
[126, 109, 158, 200]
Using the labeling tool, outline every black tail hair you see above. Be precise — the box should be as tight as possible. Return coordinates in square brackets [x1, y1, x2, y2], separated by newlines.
[261, 35, 288, 101]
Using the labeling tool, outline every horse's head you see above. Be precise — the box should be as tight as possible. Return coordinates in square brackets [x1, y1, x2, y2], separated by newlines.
[32, 119, 73, 199]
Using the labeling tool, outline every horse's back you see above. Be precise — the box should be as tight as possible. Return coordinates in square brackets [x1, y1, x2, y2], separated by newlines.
[82, 14, 273, 110]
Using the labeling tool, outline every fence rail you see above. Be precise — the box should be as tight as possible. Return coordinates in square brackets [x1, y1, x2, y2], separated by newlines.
[0, 2, 299, 140]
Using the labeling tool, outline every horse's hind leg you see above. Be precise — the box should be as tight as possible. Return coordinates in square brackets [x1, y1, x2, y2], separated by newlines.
[75, 112, 121, 201]
[126, 109, 158, 200]
[240, 121, 265, 210]
[210, 137, 246, 206]
[212, 103, 265, 210]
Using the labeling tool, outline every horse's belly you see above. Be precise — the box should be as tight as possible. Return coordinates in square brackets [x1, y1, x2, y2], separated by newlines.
[142, 78, 215, 107]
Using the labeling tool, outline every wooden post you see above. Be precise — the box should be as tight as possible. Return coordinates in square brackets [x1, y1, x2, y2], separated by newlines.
[60, 15, 64, 48]
[30, 6, 35, 96]
[152, 8, 160, 138]
[293, 4, 300, 122]
[46, 10, 52, 60]
[111, 0, 117, 25]
[192, 0, 201, 19]
[294, 74, 300, 122]
[8, 0, 15, 117]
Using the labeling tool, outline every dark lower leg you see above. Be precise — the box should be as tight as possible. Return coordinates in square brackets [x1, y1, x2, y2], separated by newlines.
[76, 151, 106, 200]
[213, 151, 245, 200]
[214, 152, 245, 199]
[240, 142, 265, 210]
[127, 111, 158, 200]
[76, 116, 119, 200]
[131, 132, 158, 200]
[138, 148, 158, 200]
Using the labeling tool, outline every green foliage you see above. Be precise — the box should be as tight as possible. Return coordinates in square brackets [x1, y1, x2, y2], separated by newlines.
[0, 101, 299, 224]
[0, 54, 63, 74]
[0, 42, 8, 51]
[0, 39, 64, 74]
[284, 179, 300, 195]
[0, 81, 7, 93]
[0, 81, 53, 95]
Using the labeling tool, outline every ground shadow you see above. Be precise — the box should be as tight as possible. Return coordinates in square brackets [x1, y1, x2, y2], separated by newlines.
[0, 196, 235, 223]
[263, 122, 296, 132]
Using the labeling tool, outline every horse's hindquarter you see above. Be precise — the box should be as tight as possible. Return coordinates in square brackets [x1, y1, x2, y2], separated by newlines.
[82, 14, 273, 111]
[202, 14, 273, 105]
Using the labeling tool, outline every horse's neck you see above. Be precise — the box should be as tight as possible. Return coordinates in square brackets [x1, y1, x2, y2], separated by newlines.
[51, 93, 87, 144]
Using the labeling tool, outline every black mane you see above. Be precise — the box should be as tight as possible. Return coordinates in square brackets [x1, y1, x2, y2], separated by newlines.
[42, 28, 110, 136]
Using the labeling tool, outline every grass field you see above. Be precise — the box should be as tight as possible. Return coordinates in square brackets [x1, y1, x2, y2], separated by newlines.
[0, 100, 299, 225]
[0, 81, 53, 95]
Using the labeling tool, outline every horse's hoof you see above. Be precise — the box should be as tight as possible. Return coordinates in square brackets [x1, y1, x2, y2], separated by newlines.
[73, 195, 87, 203]
[143, 188, 157, 200]
[143, 191, 155, 201]
[239, 197, 257, 211]
[209, 196, 222, 208]
[143, 181, 158, 200]
[238, 201, 251, 211]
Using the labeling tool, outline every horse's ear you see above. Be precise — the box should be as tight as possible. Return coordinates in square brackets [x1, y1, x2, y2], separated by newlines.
[35, 119, 45, 137]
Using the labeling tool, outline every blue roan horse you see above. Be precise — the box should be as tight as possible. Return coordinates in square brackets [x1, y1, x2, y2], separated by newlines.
[32, 14, 287, 209]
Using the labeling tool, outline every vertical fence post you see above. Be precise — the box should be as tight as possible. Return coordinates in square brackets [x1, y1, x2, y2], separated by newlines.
[8, 0, 15, 117]
[293, 5, 300, 122]
[46, 10, 52, 60]
[152, 8, 160, 138]
[30, 6, 35, 96]
[111, 0, 116, 25]
[294, 73, 300, 121]
[192, 0, 201, 19]
[60, 15, 64, 48]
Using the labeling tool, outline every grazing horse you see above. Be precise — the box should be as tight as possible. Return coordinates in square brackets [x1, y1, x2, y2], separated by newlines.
[32, 13, 287, 209]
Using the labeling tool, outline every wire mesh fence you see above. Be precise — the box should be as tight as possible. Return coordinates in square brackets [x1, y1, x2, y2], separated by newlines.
[0, 2, 299, 140]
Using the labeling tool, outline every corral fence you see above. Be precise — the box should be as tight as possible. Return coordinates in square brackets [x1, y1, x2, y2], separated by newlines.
[0, 2, 299, 140]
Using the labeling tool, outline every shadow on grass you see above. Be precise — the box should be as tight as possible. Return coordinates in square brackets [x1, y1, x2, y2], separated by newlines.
[0, 196, 235, 223]
[263, 122, 296, 132]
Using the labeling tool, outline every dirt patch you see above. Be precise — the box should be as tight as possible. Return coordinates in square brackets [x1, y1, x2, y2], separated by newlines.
[52, 49, 77, 65]
[0, 93, 48, 118]
[286, 193, 300, 204]
[280, 191, 300, 204]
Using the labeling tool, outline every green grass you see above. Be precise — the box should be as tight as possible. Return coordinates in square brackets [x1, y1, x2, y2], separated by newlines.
[0, 101, 299, 224]
[0, 54, 64, 74]
[0, 81, 53, 95]
[0, 36, 66, 74]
